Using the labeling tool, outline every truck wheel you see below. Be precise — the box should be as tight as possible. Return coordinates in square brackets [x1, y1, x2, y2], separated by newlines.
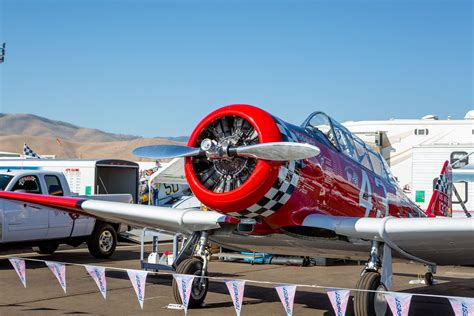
[172, 258, 209, 308]
[87, 223, 117, 258]
[34, 243, 59, 255]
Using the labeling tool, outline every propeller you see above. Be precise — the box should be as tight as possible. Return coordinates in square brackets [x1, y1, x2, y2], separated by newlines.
[133, 140, 320, 161]
[132, 145, 201, 160]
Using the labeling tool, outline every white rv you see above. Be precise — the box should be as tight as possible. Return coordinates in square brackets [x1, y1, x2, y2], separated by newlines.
[344, 110, 474, 193]
[0, 159, 139, 203]
[411, 145, 473, 217]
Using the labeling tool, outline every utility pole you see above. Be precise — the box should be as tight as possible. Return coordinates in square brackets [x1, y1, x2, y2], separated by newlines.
[0, 43, 5, 63]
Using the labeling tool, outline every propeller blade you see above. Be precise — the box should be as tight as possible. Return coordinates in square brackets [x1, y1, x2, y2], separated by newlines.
[232, 142, 320, 161]
[132, 145, 201, 159]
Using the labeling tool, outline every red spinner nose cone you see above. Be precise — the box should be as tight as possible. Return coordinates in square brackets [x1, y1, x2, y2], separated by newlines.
[185, 104, 283, 213]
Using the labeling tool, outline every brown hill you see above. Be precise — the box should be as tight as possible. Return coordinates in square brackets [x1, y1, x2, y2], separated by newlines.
[0, 135, 181, 160]
[0, 113, 140, 142]
[0, 114, 182, 160]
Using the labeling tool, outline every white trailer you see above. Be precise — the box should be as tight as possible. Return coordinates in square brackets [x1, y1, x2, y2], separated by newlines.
[344, 110, 474, 192]
[0, 159, 139, 203]
[411, 145, 473, 217]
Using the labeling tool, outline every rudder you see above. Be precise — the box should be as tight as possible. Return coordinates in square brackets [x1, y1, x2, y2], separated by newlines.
[425, 161, 452, 217]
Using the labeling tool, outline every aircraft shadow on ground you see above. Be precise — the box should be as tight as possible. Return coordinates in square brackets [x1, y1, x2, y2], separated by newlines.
[105, 269, 467, 316]
[396, 275, 473, 316]
[105, 269, 345, 314]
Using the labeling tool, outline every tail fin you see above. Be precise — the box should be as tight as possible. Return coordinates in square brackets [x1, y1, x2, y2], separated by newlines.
[425, 161, 452, 217]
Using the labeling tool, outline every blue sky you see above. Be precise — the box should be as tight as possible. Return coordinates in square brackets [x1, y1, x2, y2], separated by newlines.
[0, 0, 472, 137]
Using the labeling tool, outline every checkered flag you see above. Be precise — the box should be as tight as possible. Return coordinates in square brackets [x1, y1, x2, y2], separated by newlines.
[23, 143, 41, 159]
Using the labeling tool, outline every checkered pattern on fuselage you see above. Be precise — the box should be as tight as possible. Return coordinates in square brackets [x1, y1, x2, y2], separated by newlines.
[227, 117, 301, 221]
[435, 174, 449, 194]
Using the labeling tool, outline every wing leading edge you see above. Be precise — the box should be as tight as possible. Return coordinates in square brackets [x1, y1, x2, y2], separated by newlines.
[0, 191, 239, 234]
[303, 214, 474, 265]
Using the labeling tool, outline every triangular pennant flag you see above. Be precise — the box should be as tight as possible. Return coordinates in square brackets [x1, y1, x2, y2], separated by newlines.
[275, 285, 297, 316]
[449, 297, 474, 316]
[385, 293, 413, 316]
[45, 261, 67, 294]
[127, 269, 148, 309]
[8, 258, 26, 288]
[173, 274, 196, 315]
[225, 280, 246, 316]
[327, 289, 350, 316]
[85, 265, 107, 299]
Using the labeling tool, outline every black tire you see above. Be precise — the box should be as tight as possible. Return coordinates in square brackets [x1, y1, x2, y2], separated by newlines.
[354, 271, 387, 316]
[34, 243, 59, 255]
[87, 223, 117, 258]
[172, 258, 209, 308]
[424, 272, 434, 286]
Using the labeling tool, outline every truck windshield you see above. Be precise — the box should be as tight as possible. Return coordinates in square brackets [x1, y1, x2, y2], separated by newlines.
[0, 175, 13, 191]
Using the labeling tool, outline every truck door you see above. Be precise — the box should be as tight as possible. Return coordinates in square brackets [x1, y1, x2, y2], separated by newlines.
[3, 175, 48, 241]
[44, 175, 74, 238]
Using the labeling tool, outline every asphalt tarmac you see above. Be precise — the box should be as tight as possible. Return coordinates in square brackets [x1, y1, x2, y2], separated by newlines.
[0, 243, 473, 315]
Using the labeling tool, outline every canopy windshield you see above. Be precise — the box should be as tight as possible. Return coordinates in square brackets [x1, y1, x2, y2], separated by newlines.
[302, 112, 396, 183]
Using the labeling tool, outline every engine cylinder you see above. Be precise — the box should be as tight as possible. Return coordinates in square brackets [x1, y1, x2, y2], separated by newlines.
[185, 104, 283, 213]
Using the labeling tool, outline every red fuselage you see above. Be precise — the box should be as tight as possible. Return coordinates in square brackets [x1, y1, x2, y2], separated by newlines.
[185, 104, 423, 236]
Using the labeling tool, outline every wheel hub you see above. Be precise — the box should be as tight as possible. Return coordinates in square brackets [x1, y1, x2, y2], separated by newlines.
[99, 231, 113, 252]
[374, 284, 388, 316]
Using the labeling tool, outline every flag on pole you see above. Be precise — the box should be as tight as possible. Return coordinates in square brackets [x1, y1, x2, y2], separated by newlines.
[45, 261, 67, 294]
[327, 289, 350, 316]
[127, 269, 148, 309]
[275, 285, 296, 316]
[449, 297, 474, 316]
[8, 258, 27, 288]
[23, 143, 41, 159]
[225, 280, 246, 316]
[173, 274, 196, 315]
[85, 265, 107, 299]
[385, 293, 413, 316]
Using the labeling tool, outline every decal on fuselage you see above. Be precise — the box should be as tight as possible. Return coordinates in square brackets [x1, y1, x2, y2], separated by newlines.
[359, 169, 389, 218]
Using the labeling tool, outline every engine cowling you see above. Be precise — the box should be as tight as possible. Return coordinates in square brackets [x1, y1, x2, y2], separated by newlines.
[185, 104, 300, 218]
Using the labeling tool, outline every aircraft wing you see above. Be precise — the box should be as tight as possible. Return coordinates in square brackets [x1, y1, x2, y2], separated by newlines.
[303, 215, 474, 265]
[0, 191, 239, 235]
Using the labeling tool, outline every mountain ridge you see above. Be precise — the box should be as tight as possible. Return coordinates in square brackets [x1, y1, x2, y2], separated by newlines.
[0, 113, 183, 160]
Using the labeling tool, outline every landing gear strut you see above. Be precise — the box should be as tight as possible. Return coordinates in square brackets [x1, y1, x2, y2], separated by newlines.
[424, 264, 436, 286]
[172, 231, 210, 308]
[424, 272, 434, 286]
[354, 241, 388, 316]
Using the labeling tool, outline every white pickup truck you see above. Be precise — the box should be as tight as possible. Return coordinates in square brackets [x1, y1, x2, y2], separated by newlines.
[0, 169, 132, 258]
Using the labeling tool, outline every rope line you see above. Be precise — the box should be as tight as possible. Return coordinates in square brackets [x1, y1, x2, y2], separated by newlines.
[3, 256, 473, 301]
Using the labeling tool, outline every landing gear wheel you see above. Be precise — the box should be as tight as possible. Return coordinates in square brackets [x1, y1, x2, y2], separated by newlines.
[354, 271, 387, 316]
[172, 258, 209, 308]
[87, 223, 117, 258]
[34, 243, 59, 255]
[424, 272, 434, 286]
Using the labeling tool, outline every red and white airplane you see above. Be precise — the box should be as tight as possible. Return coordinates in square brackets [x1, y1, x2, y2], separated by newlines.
[1, 104, 473, 316]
